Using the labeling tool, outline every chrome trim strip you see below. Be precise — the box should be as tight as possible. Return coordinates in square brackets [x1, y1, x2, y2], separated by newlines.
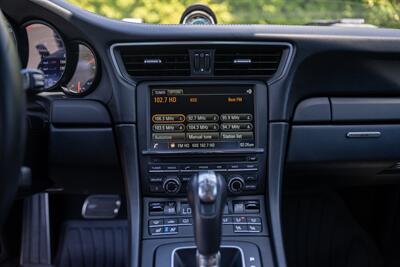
[110, 41, 294, 85]
[346, 131, 381, 138]
[170, 245, 246, 267]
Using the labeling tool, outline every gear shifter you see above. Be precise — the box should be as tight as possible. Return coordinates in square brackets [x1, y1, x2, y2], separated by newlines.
[187, 171, 227, 267]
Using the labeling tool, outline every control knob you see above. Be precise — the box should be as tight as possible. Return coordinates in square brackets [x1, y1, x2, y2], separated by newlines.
[228, 176, 245, 193]
[163, 177, 181, 194]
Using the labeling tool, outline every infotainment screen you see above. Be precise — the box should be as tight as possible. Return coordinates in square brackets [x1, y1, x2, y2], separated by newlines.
[149, 85, 255, 151]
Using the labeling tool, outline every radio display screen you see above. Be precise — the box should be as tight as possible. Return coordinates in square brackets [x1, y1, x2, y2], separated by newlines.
[149, 85, 255, 150]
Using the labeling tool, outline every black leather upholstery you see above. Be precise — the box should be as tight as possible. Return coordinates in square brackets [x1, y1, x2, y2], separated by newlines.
[0, 11, 25, 228]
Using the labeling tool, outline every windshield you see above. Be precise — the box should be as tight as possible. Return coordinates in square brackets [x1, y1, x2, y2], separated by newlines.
[67, 0, 400, 28]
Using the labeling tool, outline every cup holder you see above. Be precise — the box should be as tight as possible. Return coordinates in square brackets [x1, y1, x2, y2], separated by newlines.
[173, 247, 243, 267]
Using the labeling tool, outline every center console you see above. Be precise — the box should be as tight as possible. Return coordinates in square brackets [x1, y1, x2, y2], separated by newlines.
[137, 81, 271, 267]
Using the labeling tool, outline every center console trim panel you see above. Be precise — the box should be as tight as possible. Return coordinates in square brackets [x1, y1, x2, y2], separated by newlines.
[137, 81, 268, 197]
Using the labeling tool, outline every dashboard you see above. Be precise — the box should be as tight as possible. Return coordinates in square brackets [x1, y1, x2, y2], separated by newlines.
[3, 1, 400, 267]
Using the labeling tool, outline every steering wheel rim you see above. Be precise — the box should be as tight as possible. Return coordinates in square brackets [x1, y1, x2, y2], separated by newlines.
[0, 11, 25, 229]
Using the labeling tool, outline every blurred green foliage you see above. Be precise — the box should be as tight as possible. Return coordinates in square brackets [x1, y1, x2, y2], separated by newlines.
[67, 0, 400, 28]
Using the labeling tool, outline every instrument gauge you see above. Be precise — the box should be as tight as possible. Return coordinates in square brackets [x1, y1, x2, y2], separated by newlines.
[180, 4, 217, 25]
[63, 43, 98, 96]
[25, 22, 67, 89]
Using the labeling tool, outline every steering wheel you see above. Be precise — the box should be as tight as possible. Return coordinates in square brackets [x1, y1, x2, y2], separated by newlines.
[0, 11, 25, 229]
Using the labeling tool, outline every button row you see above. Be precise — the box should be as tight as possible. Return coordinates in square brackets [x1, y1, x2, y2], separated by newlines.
[149, 217, 192, 227]
[149, 217, 262, 235]
[152, 113, 252, 123]
[149, 201, 259, 216]
[234, 224, 262, 233]
[153, 123, 253, 133]
[222, 216, 262, 225]
[149, 164, 258, 173]
[149, 201, 177, 215]
[149, 225, 178, 235]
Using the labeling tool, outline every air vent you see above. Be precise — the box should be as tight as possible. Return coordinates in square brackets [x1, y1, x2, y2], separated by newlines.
[118, 46, 190, 77]
[214, 45, 283, 77]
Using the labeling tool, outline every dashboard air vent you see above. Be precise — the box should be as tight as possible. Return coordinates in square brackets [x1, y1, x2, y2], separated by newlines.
[118, 46, 190, 77]
[214, 45, 283, 77]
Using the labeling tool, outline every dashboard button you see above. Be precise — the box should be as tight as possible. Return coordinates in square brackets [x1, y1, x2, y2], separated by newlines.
[152, 133, 185, 141]
[233, 202, 245, 213]
[148, 165, 162, 172]
[179, 175, 192, 182]
[248, 224, 262, 232]
[149, 202, 164, 215]
[186, 114, 219, 122]
[165, 165, 179, 171]
[149, 183, 163, 193]
[234, 224, 248, 232]
[152, 114, 185, 123]
[221, 132, 253, 140]
[149, 219, 163, 227]
[180, 202, 192, 216]
[247, 155, 258, 161]
[149, 226, 164, 235]
[244, 183, 257, 191]
[197, 165, 210, 170]
[247, 217, 262, 224]
[221, 114, 253, 122]
[187, 123, 219, 132]
[164, 225, 178, 234]
[245, 201, 260, 213]
[164, 218, 178, 225]
[163, 202, 177, 215]
[233, 216, 247, 224]
[214, 165, 225, 171]
[179, 218, 192, 225]
[152, 124, 185, 133]
[224, 204, 229, 214]
[245, 175, 257, 182]
[181, 165, 196, 172]
[222, 217, 233, 224]
[186, 132, 219, 141]
[244, 164, 257, 169]
[149, 177, 163, 183]
[228, 164, 240, 170]
[221, 123, 253, 131]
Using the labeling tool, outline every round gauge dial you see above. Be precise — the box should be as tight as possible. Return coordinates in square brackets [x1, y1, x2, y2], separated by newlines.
[25, 23, 67, 89]
[180, 4, 217, 25]
[183, 11, 215, 25]
[63, 43, 97, 95]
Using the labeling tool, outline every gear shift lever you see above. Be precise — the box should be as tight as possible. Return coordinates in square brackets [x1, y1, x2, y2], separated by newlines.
[187, 171, 227, 267]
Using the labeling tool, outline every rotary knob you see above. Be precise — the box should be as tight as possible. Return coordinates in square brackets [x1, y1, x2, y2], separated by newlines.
[228, 176, 245, 193]
[163, 177, 181, 194]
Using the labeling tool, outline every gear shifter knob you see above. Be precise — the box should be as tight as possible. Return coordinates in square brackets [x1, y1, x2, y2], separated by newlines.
[187, 171, 227, 267]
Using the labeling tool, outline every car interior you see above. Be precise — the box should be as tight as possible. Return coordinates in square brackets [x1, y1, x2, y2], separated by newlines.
[1, 0, 400, 266]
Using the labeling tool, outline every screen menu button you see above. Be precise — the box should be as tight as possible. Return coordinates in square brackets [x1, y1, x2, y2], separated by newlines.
[221, 132, 254, 140]
[186, 114, 219, 122]
[221, 114, 253, 122]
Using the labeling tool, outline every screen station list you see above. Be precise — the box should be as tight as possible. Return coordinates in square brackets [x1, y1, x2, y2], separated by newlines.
[150, 87, 255, 150]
